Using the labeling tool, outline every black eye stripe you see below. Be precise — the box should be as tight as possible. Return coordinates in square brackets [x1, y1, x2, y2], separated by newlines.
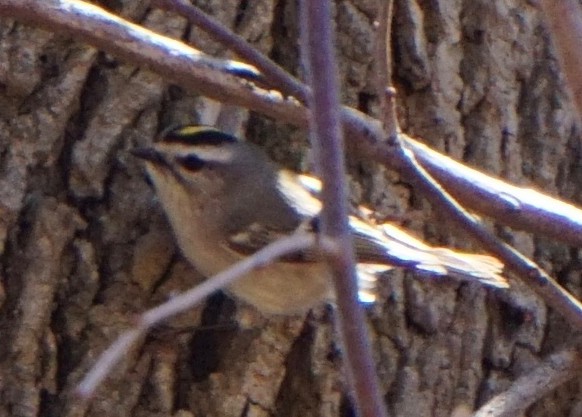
[176, 154, 206, 171]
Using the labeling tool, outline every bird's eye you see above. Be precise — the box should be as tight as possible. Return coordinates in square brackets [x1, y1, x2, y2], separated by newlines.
[176, 154, 205, 172]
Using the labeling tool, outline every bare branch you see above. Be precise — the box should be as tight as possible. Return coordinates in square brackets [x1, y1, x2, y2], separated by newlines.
[152, 0, 307, 101]
[390, 136, 582, 329]
[76, 329, 144, 399]
[375, 0, 393, 98]
[473, 346, 582, 417]
[404, 135, 582, 247]
[375, 0, 398, 135]
[0, 0, 306, 125]
[299, 2, 389, 417]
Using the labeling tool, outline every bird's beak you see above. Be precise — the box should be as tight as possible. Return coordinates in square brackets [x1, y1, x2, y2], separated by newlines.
[130, 147, 165, 166]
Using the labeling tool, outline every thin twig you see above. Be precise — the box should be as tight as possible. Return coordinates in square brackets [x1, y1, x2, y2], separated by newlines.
[299, 2, 389, 417]
[152, 0, 307, 101]
[76, 233, 315, 397]
[473, 345, 582, 417]
[376, 0, 396, 134]
[77, 330, 144, 398]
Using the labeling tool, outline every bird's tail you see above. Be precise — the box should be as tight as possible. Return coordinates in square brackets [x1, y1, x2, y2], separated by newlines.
[379, 223, 507, 286]
[355, 222, 507, 304]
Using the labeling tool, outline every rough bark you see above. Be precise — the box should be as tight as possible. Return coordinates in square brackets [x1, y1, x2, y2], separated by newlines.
[0, 1, 580, 416]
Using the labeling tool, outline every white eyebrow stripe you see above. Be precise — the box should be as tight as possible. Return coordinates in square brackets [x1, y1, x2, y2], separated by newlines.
[175, 145, 236, 163]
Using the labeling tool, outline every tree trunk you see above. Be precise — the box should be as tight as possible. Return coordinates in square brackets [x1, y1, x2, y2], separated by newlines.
[0, 1, 579, 416]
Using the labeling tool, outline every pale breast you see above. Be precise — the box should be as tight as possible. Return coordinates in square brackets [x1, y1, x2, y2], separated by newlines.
[227, 261, 331, 314]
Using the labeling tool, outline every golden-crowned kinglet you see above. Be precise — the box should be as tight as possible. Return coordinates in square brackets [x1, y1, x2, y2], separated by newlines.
[132, 126, 507, 314]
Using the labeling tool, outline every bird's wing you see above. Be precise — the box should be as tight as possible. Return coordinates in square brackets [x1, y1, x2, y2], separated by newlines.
[225, 219, 321, 263]
[227, 172, 507, 303]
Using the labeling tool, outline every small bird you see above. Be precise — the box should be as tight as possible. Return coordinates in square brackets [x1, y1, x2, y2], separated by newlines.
[132, 126, 507, 315]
